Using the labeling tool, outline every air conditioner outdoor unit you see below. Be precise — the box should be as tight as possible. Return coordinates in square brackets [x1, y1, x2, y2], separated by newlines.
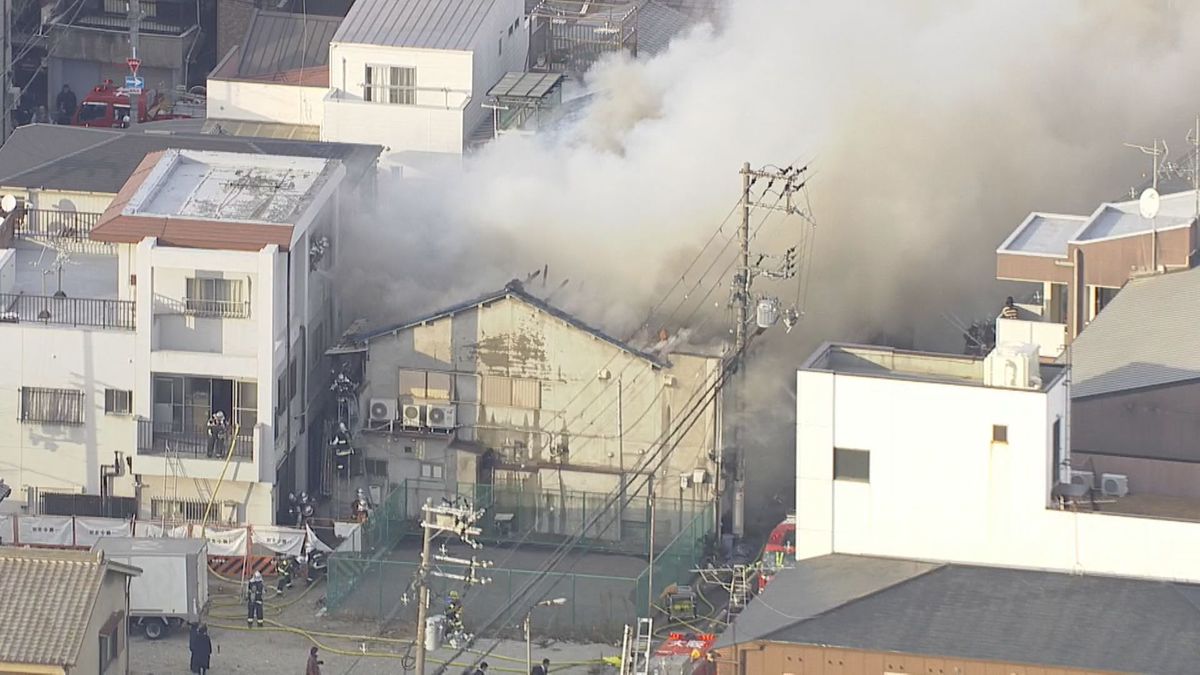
[1069, 470, 1095, 490]
[426, 404, 456, 431]
[368, 398, 398, 423]
[401, 404, 423, 427]
[1101, 473, 1129, 498]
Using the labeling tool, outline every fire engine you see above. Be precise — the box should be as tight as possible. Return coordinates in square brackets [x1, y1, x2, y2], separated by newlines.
[72, 80, 205, 128]
[756, 514, 795, 592]
[652, 632, 717, 674]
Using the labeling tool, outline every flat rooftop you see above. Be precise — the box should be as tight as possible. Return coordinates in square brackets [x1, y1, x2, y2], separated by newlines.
[128, 149, 333, 225]
[9, 241, 117, 300]
[802, 343, 1064, 391]
[999, 189, 1198, 256]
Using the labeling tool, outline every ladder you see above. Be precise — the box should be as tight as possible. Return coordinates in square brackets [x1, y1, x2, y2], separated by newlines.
[729, 566, 751, 611]
[619, 618, 653, 675]
[162, 441, 183, 530]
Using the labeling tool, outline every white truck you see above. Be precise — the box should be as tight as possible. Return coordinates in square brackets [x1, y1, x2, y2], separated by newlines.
[93, 537, 209, 639]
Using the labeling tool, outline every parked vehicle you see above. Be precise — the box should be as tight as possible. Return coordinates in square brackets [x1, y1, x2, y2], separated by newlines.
[93, 537, 209, 639]
[72, 79, 205, 128]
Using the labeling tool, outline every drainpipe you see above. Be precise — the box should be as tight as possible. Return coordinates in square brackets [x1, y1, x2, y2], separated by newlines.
[1070, 247, 1084, 340]
[284, 251, 293, 502]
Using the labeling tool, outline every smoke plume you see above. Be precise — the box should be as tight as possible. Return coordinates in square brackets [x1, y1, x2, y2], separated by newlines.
[342, 0, 1200, 532]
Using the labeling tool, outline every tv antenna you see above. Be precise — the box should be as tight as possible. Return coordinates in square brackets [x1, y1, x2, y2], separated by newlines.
[1127, 139, 1164, 271]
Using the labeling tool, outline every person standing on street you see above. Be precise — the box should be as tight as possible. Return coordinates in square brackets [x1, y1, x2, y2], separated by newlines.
[55, 84, 77, 125]
[189, 624, 211, 674]
[246, 571, 265, 627]
[531, 657, 551, 674]
[306, 647, 323, 675]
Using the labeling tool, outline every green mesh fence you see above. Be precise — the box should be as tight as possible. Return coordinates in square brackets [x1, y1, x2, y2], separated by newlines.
[635, 506, 717, 616]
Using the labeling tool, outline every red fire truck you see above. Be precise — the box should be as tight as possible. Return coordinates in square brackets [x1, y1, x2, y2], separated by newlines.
[72, 80, 205, 128]
[652, 632, 717, 674]
[757, 514, 795, 592]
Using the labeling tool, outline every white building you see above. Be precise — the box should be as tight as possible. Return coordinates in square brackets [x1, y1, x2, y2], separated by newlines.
[208, 0, 530, 172]
[795, 342, 1200, 583]
[328, 281, 722, 532]
[0, 148, 346, 524]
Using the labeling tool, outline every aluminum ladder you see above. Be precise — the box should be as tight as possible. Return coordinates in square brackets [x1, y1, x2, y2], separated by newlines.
[619, 617, 654, 675]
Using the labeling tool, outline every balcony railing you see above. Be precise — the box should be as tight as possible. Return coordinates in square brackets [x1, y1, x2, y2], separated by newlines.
[14, 209, 102, 242]
[183, 298, 251, 319]
[137, 418, 254, 461]
[0, 293, 135, 330]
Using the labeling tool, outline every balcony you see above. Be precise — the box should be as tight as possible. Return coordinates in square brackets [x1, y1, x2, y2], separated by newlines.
[996, 302, 1067, 360]
[0, 293, 135, 330]
[137, 418, 254, 461]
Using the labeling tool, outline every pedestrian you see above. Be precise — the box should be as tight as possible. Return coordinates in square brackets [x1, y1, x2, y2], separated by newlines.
[189, 624, 212, 674]
[531, 657, 551, 675]
[55, 84, 77, 124]
[32, 105, 50, 124]
[246, 571, 265, 627]
[306, 646, 323, 675]
[471, 662, 489, 675]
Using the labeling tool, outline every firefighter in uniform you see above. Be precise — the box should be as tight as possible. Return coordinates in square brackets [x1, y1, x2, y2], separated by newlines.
[445, 590, 465, 639]
[351, 488, 371, 524]
[276, 555, 295, 594]
[331, 422, 353, 475]
[247, 571, 265, 627]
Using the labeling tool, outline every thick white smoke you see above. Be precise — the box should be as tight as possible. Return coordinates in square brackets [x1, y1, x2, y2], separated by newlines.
[343, 0, 1200, 532]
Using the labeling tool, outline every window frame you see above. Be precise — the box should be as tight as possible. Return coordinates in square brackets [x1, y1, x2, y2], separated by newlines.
[832, 447, 870, 483]
[184, 276, 248, 319]
[20, 386, 85, 425]
[420, 462, 445, 480]
[104, 388, 133, 416]
[364, 64, 416, 105]
[992, 424, 1009, 444]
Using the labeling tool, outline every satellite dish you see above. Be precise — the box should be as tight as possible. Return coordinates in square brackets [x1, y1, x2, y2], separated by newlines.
[1139, 187, 1161, 219]
[0, 195, 16, 213]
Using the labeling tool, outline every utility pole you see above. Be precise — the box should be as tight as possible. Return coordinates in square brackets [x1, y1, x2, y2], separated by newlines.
[2, 0, 11, 144]
[728, 162, 808, 538]
[126, 0, 140, 128]
[412, 498, 490, 675]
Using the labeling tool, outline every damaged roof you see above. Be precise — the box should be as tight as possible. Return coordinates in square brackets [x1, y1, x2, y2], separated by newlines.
[341, 280, 668, 366]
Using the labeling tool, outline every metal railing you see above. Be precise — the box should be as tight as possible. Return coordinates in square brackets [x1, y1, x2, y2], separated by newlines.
[14, 209, 103, 242]
[0, 293, 135, 330]
[137, 418, 254, 460]
[182, 298, 251, 319]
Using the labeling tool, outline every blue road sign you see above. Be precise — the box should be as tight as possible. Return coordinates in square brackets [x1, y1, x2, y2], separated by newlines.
[124, 76, 144, 93]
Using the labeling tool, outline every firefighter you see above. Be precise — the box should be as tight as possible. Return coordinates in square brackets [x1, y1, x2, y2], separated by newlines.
[445, 590, 465, 638]
[306, 548, 326, 584]
[246, 571, 265, 627]
[351, 488, 371, 524]
[206, 411, 228, 458]
[276, 556, 295, 594]
[1000, 296, 1019, 320]
[331, 422, 353, 474]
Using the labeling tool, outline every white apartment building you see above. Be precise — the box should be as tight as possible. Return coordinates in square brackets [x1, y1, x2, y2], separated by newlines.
[208, 0, 530, 173]
[0, 148, 346, 524]
[329, 281, 722, 527]
[795, 342, 1200, 583]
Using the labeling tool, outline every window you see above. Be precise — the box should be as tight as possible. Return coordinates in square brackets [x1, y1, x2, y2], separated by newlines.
[152, 375, 256, 433]
[364, 65, 416, 105]
[98, 610, 123, 673]
[104, 389, 132, 415]
[151, 498, 213, 522]
[365, 459, 388, 477]
[1094, 286, 1118, 317]
[833, 448, 870, 482]
[185, 277, 248, 318]
[1052, 418, 1063, 483]
[420, 462, 444, 480]
[399, 369, 453, 401]
[481, 375, 541, 408]
[20, 387, 84, 425]
[992, 424, 1008, 444]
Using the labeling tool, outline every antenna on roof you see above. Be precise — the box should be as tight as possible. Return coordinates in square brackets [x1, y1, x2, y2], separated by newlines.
[1189, 114, 1200, 224]
[1127, 139, 1165, 272]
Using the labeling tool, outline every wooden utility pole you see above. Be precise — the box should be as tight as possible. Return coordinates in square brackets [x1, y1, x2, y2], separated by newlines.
[2, 0, 11, 144]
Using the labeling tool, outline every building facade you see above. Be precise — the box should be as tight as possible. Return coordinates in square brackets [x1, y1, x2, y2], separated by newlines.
[329, 282, 722, 525]
[0, 148, 346, 524]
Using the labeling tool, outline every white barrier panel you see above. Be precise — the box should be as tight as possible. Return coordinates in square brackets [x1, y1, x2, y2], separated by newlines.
[133, 521, 164, 538]
[74, 517, 133, 547]
[19, 515, 73, 546]
[0, 515, 14, 544]
[333, 523, 361, 554]
[308, 524, 334, 553]
[200, 526, 248, 556]
[253, 525, 306, 557]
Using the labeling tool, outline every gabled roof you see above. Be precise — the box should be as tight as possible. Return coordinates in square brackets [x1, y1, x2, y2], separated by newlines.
[211, 10, 340, 83]
[0, 548, 139, 667]
[350, 280, 667, 367]
[1070, 265, 1200, 398]
[738, 558, 1200, 675]
[0, 125, 381, 194]
[333, 0, 495, 51]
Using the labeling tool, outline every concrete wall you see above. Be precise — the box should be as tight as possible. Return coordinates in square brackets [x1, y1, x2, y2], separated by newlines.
[995, 316, 1067, 359]
[207, 79, 326, 127]
[78, 567, 133, 675]
[796, 365, 1200, 582]
[0, 323, 136, 496]
[355, 296, 720, 501]
[1072, 379, 1200, 466]
[465, 0, 530, 134]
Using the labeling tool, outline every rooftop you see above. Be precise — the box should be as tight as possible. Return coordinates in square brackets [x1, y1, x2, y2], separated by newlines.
[722, 555, 1200, 675]
[127, 149, 332, 224]
[211, 10, 340, 84]
[333, 0, 494, 51]
[0, 548, 139, 667]
[9, 240, 118, 299]
[802, 343, 1065, 391]
[999, 189, 1199, 257]
[0, 124, 380, 194]
[1069, 264, 1200, 399]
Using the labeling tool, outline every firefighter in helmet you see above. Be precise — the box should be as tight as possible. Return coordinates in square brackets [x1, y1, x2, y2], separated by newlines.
[246, 571, 265, 627]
